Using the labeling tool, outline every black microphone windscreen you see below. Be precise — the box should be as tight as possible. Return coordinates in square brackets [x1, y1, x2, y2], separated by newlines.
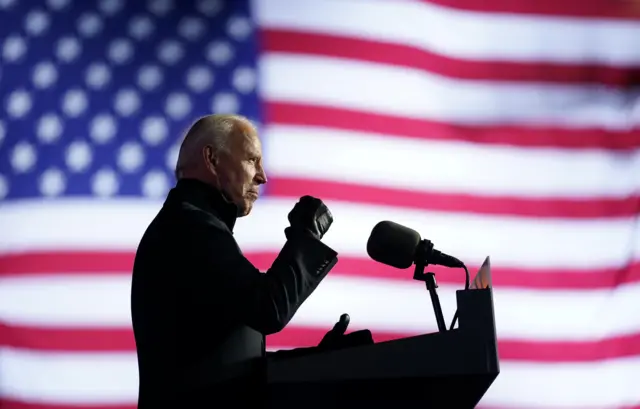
[366, 221, 421, 269]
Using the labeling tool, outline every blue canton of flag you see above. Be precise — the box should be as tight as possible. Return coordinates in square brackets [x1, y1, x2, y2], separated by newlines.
[0, 0, 262, 201]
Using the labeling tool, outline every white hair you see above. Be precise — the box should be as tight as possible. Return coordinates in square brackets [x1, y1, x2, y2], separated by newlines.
[174, 114, 255, 179]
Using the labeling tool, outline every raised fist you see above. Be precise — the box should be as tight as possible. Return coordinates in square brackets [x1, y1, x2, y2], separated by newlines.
[286, 195, 333, 240]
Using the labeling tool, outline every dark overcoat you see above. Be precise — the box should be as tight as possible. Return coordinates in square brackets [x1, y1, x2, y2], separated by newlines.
[130, 178, 338, 407]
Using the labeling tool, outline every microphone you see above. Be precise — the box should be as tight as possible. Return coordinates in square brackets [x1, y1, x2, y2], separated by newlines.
[366, 221, 464, 269]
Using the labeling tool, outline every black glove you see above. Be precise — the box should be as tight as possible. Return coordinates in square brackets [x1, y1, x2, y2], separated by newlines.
[318, 313, 374, 351]
[285, 195, 333, 240]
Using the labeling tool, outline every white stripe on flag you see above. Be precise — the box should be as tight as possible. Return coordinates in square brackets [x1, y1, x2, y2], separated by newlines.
[254, 0, 640, 65]
[483, 356, 640, 408]
[2, 274, 640, 341]
[1, 201, 638, 269]
[261, 53, 640, 128]
[0, 349, 138, 404]
[264, 125, 640, 197]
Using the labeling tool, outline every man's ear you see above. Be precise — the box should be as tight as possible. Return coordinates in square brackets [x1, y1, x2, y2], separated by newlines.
[203, 145, 218, 173]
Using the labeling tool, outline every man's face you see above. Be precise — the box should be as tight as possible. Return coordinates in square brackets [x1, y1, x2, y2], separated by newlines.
[211, 123, 267, 217]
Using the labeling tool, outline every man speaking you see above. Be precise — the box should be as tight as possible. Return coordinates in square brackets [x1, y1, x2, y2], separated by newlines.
[130, 114, 342, 407]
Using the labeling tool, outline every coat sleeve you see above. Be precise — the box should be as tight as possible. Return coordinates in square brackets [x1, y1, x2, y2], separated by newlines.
[180, 212, 338, 335]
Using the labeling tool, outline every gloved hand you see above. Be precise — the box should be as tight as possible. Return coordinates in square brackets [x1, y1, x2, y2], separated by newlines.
[318, 313, 374, 351]
[285, 195, 333, 240]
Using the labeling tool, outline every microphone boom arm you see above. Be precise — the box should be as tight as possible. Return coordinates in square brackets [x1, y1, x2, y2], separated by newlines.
[413, 240, 447, 333]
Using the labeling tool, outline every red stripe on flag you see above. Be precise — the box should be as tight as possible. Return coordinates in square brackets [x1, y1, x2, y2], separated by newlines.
[268, 177, 640, 219]
[422, 0, 640, 19]
[2, 251, 640, 290]
[262, 29, 640, 86]
[266, 102, 640, 150]
[0, 251, 137, 274]
[2, 323, 640, 362]
[0, 323, 137, 351]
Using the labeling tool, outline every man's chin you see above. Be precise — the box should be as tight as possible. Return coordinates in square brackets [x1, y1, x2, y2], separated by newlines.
[236, 200, 255, 217]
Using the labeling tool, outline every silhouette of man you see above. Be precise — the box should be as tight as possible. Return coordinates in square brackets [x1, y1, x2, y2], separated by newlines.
[131, 114, 341, 407]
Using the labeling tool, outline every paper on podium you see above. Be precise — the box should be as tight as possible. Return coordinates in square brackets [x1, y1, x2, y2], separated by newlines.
[470, 256, 492, 290]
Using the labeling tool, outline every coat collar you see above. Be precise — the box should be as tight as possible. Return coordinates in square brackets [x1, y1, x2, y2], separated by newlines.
[170, 178, 238, 232]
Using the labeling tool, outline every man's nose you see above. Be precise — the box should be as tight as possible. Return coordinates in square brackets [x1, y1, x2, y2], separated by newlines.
[255, 166, 267, 185]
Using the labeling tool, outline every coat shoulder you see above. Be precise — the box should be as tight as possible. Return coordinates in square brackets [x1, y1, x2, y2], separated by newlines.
[175, 201, 231, 234]
[148, 199, 230, 237]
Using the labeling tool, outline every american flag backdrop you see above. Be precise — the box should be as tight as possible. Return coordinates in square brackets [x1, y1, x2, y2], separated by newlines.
[1, 0, 640, 408]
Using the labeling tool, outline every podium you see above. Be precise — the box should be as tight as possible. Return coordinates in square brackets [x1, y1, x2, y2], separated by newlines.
[267, 271, 500, 408]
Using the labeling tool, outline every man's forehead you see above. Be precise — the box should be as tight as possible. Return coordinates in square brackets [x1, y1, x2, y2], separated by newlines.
[232, 122, 262, 154]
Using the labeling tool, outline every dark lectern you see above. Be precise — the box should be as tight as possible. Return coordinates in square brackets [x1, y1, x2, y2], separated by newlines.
[267, 259, 499, 408]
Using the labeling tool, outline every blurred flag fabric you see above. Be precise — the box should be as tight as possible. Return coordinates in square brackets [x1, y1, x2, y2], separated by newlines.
[1, 0, 640, 408]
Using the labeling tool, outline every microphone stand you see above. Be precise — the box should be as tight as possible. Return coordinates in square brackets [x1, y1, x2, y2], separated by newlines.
[413, 240, 447, 333]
